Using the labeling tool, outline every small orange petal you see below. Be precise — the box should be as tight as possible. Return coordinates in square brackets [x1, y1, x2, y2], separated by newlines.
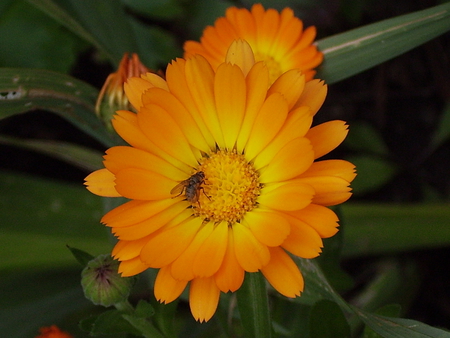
[84, 168, 121, 197]
[193, 222, 228, 277]
[102, 199, 177, 227]
[297, 176, 353, 206]
[112, 237, 149, 261]
[301, 159, 357, 183]
[232, 224, 270, 272]
[124, 77, 153, 111]
[171, 222, 215, 280]
[189, 277, 221, 322]
[225, 39, 255, 77]
[306, 120, 349, 159]
[258, 181, 314, 211]
[140, 216, 202, 268]
[112, 202, 187, 240]
[293, 79, 327, 115]
[259, 137, 314, 183]
[245, 209, 290, 247]
[244, 92, 288, 161]
[114, 168, 176, 200]
[104, 146, 187, 180]
[288, 204, 340, 238]
[261, 247, 304, 297]
[214, 229, 245, 292]
[154, 265, 188, 304]
[215, 62, 246, 149]
[118, 256, 148, 277]
[268, 69, 305, 110]
[282, 214, 323, 258]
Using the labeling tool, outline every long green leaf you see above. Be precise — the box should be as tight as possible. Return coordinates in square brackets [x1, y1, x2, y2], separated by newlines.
[0, 135, 103, 172]
[296, 259, 450, 338]
[317, 2, 450, 84]
[26, 0, 115, 63]
[0, 68, 116, 147]
[340, 203, 450, 258]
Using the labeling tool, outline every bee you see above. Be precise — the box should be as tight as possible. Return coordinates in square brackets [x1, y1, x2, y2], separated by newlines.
[170, 171, 207, 203]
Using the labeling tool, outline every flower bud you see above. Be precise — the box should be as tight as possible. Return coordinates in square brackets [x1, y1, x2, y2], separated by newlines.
[81, 254, 135, 307]
[95, 53, 149, 130]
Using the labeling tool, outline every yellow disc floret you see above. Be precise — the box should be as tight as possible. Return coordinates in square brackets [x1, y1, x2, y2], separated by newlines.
[195, 150, 261, 224]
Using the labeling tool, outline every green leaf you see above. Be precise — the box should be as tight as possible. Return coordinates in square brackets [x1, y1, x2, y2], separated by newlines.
[317, 2, 450, 84]
[347, 155, 398, 194]
[0, 68, 117, 147]
[122, 313, 165, 338]
[27, 0, 135, 64]
[80, 309, 141, 336]
[340, 203, 450, 258]
[122, 0, 184, 21]
[0, 170, 110, 270]
[345, 122, 390, 156]
[363, 304, 403, 338]
[354, 309, 450, 338]
[309, 300, 351, 338]
[67, 246, 95, 266]
[0, 135, 104, 172]
[135, 300, 156, 318]
[236, 272, 273, 338]
[0, 0, 86, 72]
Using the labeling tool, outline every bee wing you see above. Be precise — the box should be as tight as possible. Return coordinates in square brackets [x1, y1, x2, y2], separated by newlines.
[170, 181, 187, 196]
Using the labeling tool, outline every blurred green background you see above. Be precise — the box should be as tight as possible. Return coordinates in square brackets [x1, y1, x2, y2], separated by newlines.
[0, 0, 449, 337]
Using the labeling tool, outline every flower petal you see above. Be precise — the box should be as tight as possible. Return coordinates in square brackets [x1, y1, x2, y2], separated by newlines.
[214, 229, 245, 292]
[259, 137, 314, 183]
[118, 257, 148, 277]
[215, 62, 246, 149]
[288, 204, 340, 238]
[232, 224, 270, 272]
[268, 69, 305, 110]
[293, 79, 327, 115]
[244, 92, 288, 161]
[114, 167, 177, 200]
[102, 199, 177, 227]
[261, 247, 304, 297]
[297, 176, 353, 206]
[306, 120, 349, 159]
[84, 168, 121, 197]
[193, 221, 228, 277]
[104, 146, 187, 180]
[282, 214, 323, 258]
[138, 104, 198, 167]
[154, 265, 188, 304]
[245, 209, 290, 247]
[189, 277, 220, 323]
[171, 222, 215, 280]
[112, 202, 187, 240]
[301, 159, 357, 182]
[124, 77, 153, 111]
[140, 216, 202, 268]
[258, 182, 314, 211]
[236, 61, 269, 152]
[142, 88, 211, 154]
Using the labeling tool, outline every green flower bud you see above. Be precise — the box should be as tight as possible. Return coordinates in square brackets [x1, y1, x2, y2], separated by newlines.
[81, 254, 135, 307]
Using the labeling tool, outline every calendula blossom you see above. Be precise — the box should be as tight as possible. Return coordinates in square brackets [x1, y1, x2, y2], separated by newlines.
[85, 40, 355, 322]
[35, 325, 73, 338]
[184, 3, 323, 84]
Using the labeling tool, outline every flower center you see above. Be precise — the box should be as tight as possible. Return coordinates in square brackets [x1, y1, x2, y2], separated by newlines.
[194, 150, 261, 225]
[254, 52, 283, 84]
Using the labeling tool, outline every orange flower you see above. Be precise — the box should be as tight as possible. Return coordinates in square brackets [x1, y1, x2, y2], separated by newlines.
[85, 41, 355, 322]
[184, 3, 323, 84]
[35, 325, 73, 338]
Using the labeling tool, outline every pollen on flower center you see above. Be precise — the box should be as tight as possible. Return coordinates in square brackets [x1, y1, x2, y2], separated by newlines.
[254, 51, 283, 84]
[195, 150, 261, 224]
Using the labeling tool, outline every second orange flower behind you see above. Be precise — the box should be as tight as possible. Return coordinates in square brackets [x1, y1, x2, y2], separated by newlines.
[85, 39, 355, 322]
[184, 3, 323, 84]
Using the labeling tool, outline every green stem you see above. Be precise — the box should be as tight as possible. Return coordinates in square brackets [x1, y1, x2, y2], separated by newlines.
[236, 272, 272, 338]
